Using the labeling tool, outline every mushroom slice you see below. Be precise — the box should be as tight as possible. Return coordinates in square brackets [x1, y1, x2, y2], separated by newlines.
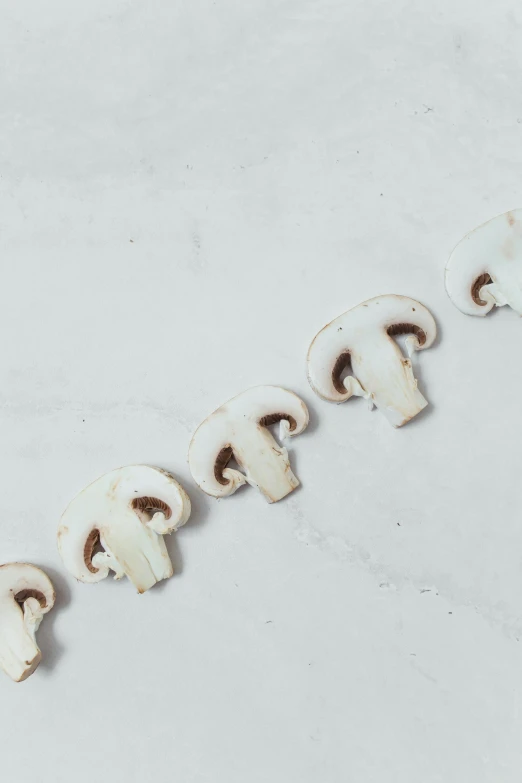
[307, 295, 436, 428]
[445, 209, 522, 316]
[188, 386, 309, 503]
[0, 563, 55, 682]
[58, 465, 191, 594]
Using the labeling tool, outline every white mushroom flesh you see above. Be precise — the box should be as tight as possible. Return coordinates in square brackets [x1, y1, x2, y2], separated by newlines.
[189, 386, 309, 503]
[58, 465, 191, 593]
[446, 209, 522, 316]
[0, 563, 55, 682]
[307, 295, 437, 428]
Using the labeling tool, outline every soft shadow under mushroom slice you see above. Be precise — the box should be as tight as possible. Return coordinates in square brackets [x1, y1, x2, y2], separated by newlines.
[307, 294, 437, 428]
[58, 465, 191, 594]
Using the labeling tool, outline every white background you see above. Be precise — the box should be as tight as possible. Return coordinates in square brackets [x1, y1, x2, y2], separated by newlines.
[1, 1, 522, 781]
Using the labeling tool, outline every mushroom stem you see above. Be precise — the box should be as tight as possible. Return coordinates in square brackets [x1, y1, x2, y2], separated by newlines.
[351, 335, 427, 427]
[23, 597, 45, 640]
[479, 279, 519, 311]
[0, 566, 55, 683]
[91, 550, 125, 581]
[233, 430, 299, 503]
[342, 376, 372, 404]
[99, 507, 174, 593]
[147, 511, 171, 535]
[0, 608, 42, 682]
[405, 335, 418, 359]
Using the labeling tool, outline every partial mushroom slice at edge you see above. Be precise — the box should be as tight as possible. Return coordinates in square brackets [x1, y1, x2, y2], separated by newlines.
[188, 386, 309, 503]
[306, 294, 437, 427]
[0, 563, 55, 682]
[445, 209, 522, 316]
[58, 465, 191, 594]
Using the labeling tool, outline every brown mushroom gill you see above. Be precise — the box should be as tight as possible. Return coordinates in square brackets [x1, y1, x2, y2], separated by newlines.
[258, 412, 297, 431]
[84, 529, 102, 574]
[131, 496, 172, 520]
[386, 323, 426, 345]
[215, 446, 234, 486]
[332, 351, 353, 394]
[14, 589, 47, 609]
[471, 273, 493, 306]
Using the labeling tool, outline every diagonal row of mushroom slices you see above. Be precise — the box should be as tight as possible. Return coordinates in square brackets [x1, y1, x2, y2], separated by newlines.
[52, 301, 437, 611]
[54, 390, 310, 601]
[1, 301, 439, 682]
[7, 205, 521, 683]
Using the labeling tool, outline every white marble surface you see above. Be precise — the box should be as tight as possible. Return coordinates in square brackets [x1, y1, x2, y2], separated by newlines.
[1, 1, 522, 780]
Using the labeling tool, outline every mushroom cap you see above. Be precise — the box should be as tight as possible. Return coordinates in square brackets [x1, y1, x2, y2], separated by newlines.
[188, 385, 309, 498]
[307, 294, 437, 403]
[0, 563, 55, 613]
[445, 209, 522, 316]
[58, 465, 191, 585]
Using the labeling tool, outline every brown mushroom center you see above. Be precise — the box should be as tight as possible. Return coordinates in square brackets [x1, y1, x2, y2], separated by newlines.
[258, 412, 297, 431]
[332, 351, 353, 394]
[84, 529, 103, 574]
[131, 496, 172, 521]
[387, 323, 426, 345]
[215, 446, 235, 486]
[471, 273, 493, 306]
[15, 589, 47, 609]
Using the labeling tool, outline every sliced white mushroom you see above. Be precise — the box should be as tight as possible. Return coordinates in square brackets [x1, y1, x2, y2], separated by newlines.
[58, 465, 191, 594]
[0, 563, 55, 682]
[307, 295, 436, 428]
[189, 386, 309, 503]
[446, 209, 522, 316]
